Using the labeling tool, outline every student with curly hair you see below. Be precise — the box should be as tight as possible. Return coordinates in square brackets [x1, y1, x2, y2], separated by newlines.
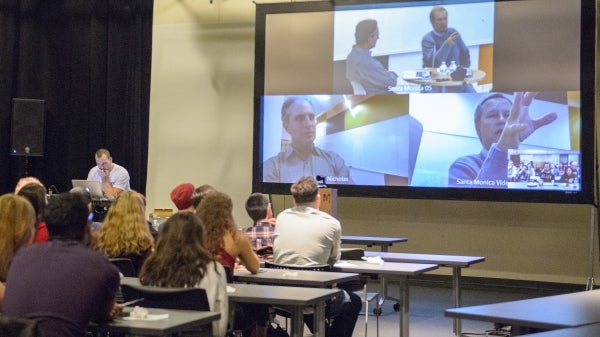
[139, 212, 228, 337]
[197, 191, 266, 336]
[196, 191, 259, 274]
[95, 191, 154, 275]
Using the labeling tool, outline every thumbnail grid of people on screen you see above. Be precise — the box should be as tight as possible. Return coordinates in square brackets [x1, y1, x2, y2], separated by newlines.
[260, 92, 580, 191]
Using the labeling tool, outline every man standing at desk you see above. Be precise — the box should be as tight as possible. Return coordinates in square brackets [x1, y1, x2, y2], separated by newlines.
[448, 92, 557, 188]
[273, 176, 361, 337]
[263, 97, 353, 184]
[87, 148, 130, 197]
[421, 6, 473, 93]
[346, 19, 398, 94]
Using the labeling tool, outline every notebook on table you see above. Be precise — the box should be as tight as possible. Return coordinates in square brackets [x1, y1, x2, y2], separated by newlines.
[71, 180, 104, 199]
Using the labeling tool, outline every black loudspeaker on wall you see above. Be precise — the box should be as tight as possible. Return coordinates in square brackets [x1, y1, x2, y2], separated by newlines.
[10, 98, 45, 157]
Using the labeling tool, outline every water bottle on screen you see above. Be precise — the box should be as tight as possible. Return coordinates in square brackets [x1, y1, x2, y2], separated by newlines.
[449, 60, 457, 73]
[439, 61, 448, 74]
[422, 69, 431, 82]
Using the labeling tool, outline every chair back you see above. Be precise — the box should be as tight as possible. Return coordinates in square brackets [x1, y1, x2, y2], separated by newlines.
[223, 265, 234, 283]
[264, 261, 331, 271]
[110, 258, 137, 277]
[120, 284, 210, 311]
[0, 315, 42, 337]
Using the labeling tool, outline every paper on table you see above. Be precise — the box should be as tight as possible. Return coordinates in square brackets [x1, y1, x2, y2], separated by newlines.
[361, 256, 384, 265]
[123, 314, 169, 321]
[334, 261, 358, 267]
[226, 285, 236, 293]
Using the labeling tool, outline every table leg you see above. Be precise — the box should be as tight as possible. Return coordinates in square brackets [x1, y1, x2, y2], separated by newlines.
[292, 306, 304, 337]
[452, 266, 462, 336]
[398, 276, 409, 337]
[313, 302, 327, 337]
[380, 244, 389, 252]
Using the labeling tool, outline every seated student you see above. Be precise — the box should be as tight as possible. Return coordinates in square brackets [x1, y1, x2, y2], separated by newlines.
[560, 167, 578, 184]
[139, 212, 228, 337]
[191, 184, 217, 210]
[273, 177, 361, 337]
[2, 193, 121, 337]
[244, 193, 276, 260]
[16, 182, 49, 243]
[196, 191, 260, 274]
[196, 191, 264, 336]
[94, 190, 154, 275]
[0, 194, 36, 304]
[538, 163, 555, 183]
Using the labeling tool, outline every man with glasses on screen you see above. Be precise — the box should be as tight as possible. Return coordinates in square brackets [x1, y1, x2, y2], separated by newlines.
[263, 96, 353, 184]
[448, 92, 557, 188]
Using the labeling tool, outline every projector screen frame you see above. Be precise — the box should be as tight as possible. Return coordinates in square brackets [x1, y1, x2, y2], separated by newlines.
[252, 0, 596, 205]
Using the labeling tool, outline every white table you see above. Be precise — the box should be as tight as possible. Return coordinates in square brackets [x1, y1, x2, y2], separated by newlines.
[445, 289, 600, 335]
[364, 251, 485, 335]
[334, 260, 438, 337]
[228, 283, 341, 337]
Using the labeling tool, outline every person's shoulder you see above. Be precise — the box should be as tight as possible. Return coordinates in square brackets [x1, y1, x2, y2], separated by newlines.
[233, 229, 251, 242]
[113, 163, 129, 174]
[314, 146, 344, 159]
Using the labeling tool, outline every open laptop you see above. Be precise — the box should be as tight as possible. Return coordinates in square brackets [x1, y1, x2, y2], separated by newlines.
[71, 180, 104, 199]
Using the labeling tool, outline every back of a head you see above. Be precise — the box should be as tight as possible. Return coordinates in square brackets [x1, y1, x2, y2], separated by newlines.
[70, 186, 92, 205]
[196, 191, 234, 253]
[245, 193, 270, 222]
[17, 183, 47, 221]
[291, 177, 319, 205]
[140, 211, 212, 287]
[170, 183, 195, 211]
[192, 184, 217, 209]
[197, 191, 233, 221]
[44, 193, 89, 242]
[14, 176, 44, 194]
[157, 212, 205, 251]
[355, 19, 378, 44]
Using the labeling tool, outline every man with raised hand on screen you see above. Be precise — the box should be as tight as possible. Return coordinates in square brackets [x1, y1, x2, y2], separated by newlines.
[263, 96, 353, 184]
[346, 19, 398, 94]
[448, 92, 557, 188]
[421, 6, 473, 93]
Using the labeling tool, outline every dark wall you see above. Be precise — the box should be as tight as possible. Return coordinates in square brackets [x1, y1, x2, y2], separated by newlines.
[0, 0, 153, 194]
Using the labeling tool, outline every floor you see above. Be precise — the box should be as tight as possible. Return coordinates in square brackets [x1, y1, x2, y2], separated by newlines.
[279, 279, 546, 337]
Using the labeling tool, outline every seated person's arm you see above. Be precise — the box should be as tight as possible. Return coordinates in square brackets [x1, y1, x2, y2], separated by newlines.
[92, 273, 121, 322]
[236, 230, 260, 274]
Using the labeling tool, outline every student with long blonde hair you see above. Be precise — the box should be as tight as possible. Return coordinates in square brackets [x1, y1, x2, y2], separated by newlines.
[95, 191, 154, 275]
